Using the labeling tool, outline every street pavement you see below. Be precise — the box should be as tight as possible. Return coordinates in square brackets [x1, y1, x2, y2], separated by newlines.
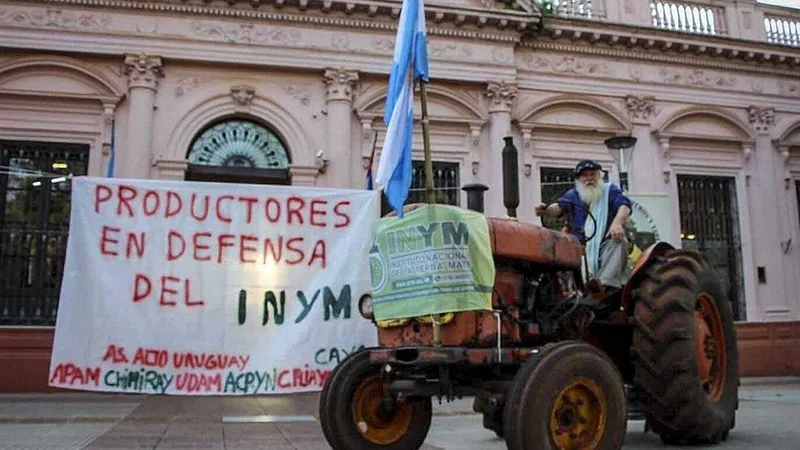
[0, 377, 798, 449]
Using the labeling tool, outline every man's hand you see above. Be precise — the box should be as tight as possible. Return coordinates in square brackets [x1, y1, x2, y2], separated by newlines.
[607, 222, 625, 241]
[534, 203, 548, 217]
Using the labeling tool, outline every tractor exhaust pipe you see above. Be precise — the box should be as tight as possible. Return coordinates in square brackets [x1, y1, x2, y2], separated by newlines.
[502, 136, 520, 218]
[462, 183, 488, 213]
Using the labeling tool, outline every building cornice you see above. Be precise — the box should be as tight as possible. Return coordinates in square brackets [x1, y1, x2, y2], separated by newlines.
[29, 0, 537, 42]
[524, 41, 800, 78]
[531, 17, 800, 74]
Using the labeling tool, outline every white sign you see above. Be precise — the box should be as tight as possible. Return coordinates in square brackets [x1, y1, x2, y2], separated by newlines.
[48, 177, 380, 395]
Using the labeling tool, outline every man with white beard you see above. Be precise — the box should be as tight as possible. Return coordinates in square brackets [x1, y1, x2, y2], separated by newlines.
[535, 160, 632, 293]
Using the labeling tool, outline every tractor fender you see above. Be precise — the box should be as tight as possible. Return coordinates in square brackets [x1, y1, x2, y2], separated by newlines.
[621, 241, 674, 314]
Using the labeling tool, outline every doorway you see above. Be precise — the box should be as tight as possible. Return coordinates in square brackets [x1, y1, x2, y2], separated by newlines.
[676, 174, 745, 321]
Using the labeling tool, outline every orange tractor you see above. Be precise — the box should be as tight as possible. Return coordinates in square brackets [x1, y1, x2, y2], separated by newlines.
[318, 137, 739, 450]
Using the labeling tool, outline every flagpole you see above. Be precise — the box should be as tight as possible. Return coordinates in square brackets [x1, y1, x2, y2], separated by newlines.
[419, 81, 434, 204]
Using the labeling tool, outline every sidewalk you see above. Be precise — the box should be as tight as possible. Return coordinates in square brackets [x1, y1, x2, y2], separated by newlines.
[0, 377, 798, 450]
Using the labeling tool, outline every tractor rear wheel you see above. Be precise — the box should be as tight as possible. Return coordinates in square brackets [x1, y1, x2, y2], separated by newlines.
[631, 249, 739, 445]
[504, 341, 627, 450]
[321, 349, 432, 450]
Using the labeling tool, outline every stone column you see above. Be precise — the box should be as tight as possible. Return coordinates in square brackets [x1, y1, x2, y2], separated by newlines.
[747, 106, 790, 319]
[625, 95, 661, 193]
[123, 53, 163, 179]
[99, 102, 116, 177]
[323, 68, 359, 188]
[484, 81, 517, 218]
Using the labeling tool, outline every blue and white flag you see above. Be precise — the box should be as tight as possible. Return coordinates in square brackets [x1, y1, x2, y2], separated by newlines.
[375, 0, 429, 217]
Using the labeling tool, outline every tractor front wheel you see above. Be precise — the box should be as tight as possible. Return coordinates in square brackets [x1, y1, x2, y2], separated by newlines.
[631, 249, 739, 445]
[503, 341, 628, 450]
[320, 349, 432, 450]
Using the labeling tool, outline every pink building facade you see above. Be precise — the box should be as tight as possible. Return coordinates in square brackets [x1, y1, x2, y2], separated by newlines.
[1, 0, 800, 388]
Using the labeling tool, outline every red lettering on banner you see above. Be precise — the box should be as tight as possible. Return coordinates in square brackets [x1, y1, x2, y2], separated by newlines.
[216, 195, 233, 223]
[184, 278, 204, 307]
[309, 199, 327, 227]
[193, 232, 211, 261]
[126, 232, 146, 259]
[49, 363, 100, 386]
[102, 344, 129, 363]
[189, 193, 209, 221]
[285, 237, 304, 265]
[308, 240, 326, 269]
[132, 274, 201, 307]
[132, 348, 168, 368]
[238, 196, 258, 224]
[132, 274, 151, 303]
[274, 366, 332, 390]
[142, 190, 160, 216]
[117, 185, 136, 217]
[95, 185, 112, 213]
[263, 237, 283, 263]
[217, 234, 235, 263]
[172, 352, 249, 370]
[166, 191, 182, 218]
[277, 370, 291, 389]
[100, 226, 120, 256]
[286, 196, 305, 225]
[176, 373, 222, 393]
[159, 276, 180, 306]
[239, 235, 258, 263]
[167, 231, 186, 261]
[265, 198, 281, 223]
[334, 200, 351, 228]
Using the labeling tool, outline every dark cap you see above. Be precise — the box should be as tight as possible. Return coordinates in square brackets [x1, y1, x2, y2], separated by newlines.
[573, 160, 602, 178]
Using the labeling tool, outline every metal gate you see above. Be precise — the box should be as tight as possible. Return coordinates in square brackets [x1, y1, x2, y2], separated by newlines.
[0, 140, 89, 326]
[676, 174, 745, 321]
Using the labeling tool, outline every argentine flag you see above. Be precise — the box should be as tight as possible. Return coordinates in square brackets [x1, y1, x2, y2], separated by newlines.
[375, 0, 429, 217]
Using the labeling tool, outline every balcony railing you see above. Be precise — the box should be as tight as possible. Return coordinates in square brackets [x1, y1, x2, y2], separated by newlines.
[549, 0, 604, 19]
[543, 0, 799, 47]
[765, 15, 800, 47]
[650, 1, 726, 36]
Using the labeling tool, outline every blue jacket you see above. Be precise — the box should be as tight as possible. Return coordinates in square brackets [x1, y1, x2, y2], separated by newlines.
[557, 183, 631, 242]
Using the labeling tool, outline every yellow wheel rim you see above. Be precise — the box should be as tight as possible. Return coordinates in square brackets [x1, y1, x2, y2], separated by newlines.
[351, 375, 414, 445]
[549, 378, 607, 450]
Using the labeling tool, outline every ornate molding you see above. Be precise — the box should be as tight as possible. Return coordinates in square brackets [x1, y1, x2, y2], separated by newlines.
[625, 95, 657, 123]
[430, 42, 474, 60]
[191, 20, 302, 45]
[0, 8, 110, 31]
[124, 53, 163, 90]
[520, 54, 611, 76]
[24, 0, 528, 43]
[778, 81, 800, 97]
[485, 81, 517, 113]
[323, 68, 359, 102]
[523, 41, 800, 78]
[230, 84, 255, 109]
[285, 85, 311, 106]
[659, 68, 737, 89]
[175, 76, 214, 97]
[747, 106, 775, 134]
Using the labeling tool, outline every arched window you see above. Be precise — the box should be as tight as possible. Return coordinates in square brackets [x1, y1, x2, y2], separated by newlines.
[186, 118, 291, 185]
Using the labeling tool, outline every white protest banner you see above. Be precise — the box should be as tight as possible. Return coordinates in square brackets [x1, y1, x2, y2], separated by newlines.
[48, 177, 379, 395]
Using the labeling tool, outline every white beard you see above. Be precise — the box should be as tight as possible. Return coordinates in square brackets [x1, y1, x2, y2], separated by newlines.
[576, 181, 602, 206]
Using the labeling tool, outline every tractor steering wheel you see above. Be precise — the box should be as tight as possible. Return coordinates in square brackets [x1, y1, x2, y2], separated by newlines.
[560, 200, 599, 244]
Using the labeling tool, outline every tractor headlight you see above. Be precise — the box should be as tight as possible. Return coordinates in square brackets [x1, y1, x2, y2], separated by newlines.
[358, 294, 374, 320]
